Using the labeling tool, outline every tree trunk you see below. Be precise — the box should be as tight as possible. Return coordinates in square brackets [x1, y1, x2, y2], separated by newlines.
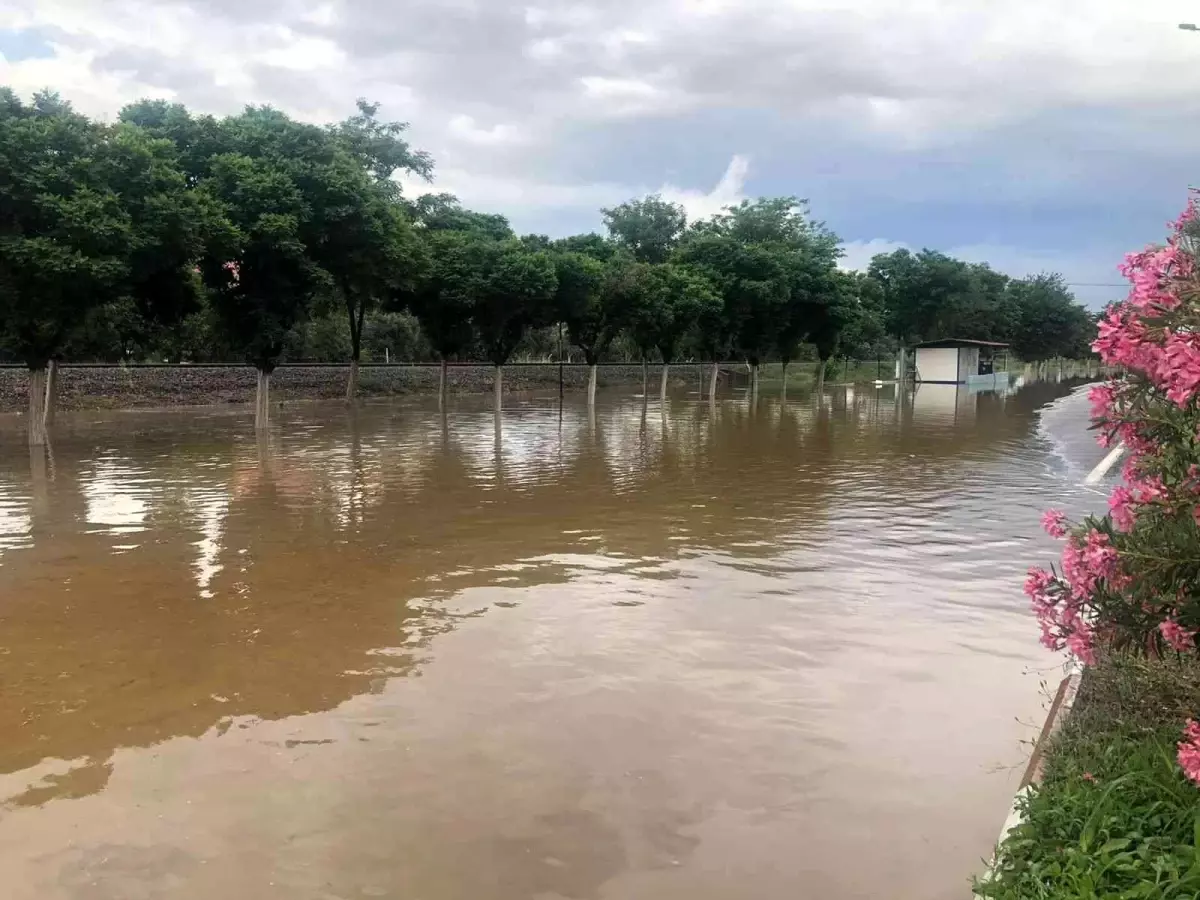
[642, 358, 648, 396]
[587, 363, 597, 407]
[255, 369, 271, 431]
[345, 293, 365, 403]
[27, 366, 47, 447]
[897, 344, 906, 383]
[494, 365, 503, 412]
[43, 359, 59, 428]
[660, 363, 669, 403]
[439, 359, 448, 410]
[816, 359, 827, 393]
[709, 362, 720, 404]
[781, 361, 789, 401]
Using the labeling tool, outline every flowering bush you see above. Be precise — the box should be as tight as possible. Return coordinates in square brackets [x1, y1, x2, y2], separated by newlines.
[1179, 720, 1200, 786]
[1026, 197, 1200, 666]
[1026, 195, 1200, 786]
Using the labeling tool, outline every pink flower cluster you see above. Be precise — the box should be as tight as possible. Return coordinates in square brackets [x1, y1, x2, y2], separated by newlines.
[1024, 565, 1096, 664]
[1107, 486, 1137, 532]
[1117, 242, 1189, 314]
[1160, 618, 1197, 653]
[1041, 509, 1068, 539]
[1029, 198, 1200, 673]
[1061, 530, 1121, 601]
[1088, 382, 1116, 422]
[1094, 213, 1200, 410]
[1179, 720, 1200, 786]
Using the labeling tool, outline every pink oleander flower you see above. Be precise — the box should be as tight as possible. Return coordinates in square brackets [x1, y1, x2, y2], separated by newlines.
[1161, 331, 1200, 408]
[1119, 244, 1185, 312]
[1121, 456, 1141, 482]
[1083, 530, 1120, 578]
[1108, 486, 1137, 532]
[1039, 622, 1062, 652]
[1131, 473, 1169, 505]
[1024, 567, 1055, 600]
[1061, 529, 1121, 602]
[1065, 624, 1097, 666]
[1041, 509, 1068, 539]
[1178, 720, 1200, 786]
[1160, 619, 1197, 653]
[1089, 382, 1116, 421]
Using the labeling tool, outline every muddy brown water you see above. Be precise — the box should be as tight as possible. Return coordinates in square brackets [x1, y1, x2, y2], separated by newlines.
[0, 381, 1102, 900]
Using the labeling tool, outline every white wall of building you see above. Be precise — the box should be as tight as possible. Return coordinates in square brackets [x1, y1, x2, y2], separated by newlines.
[914, 347, 960, 383]
[959, 346, 980, 377]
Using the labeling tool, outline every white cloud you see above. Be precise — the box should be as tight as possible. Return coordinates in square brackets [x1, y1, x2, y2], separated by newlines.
[838, 238, 910, 273]
[402, 153, 750, 233]
[447, 115, 525, 147]
[578, 75, 674, 116]
[257, 34, 344, 70]
[401, 167, 630, 219]
[661, 154, 748, 222]
[301, 2, 339, 27]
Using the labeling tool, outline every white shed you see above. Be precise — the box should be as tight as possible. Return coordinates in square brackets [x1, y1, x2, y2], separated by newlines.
[912, 339, 1008, 385]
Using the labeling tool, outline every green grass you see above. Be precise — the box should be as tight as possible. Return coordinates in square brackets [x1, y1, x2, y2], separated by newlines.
[975, 653, 1200, 899]
[749, 360, 893, 388]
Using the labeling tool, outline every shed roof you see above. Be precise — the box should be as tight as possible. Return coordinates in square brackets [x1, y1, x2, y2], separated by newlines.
[913, 339, 1009, 349]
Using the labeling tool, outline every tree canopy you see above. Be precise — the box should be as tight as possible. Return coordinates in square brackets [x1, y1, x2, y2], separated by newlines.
[1, 86, 1100, 402]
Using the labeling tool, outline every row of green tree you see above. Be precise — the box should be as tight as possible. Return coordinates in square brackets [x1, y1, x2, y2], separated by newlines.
[2, 88, 1096, 441]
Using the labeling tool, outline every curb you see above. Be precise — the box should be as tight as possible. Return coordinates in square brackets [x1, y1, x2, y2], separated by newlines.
[974, 666, 1082, 898]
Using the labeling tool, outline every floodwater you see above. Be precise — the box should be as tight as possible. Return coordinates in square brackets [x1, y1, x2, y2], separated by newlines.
[0, 380, 1103, 900]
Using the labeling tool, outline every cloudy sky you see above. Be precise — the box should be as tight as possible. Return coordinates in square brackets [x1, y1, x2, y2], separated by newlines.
[3, 1, 1200, 307]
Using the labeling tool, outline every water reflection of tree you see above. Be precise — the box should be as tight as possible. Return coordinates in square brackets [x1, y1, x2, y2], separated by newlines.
[0, 385, 1083, 803]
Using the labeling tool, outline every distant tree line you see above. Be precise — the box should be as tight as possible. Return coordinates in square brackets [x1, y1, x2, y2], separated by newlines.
[1, 87, 1096, 441]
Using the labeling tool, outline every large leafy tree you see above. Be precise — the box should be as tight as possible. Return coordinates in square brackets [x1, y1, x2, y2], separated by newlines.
[407, 229, 483, 407]
[199, 151, 323, 427]
[683, 197, 841, 396]
[832, 272, 888, 360]
[1, 90, 214, 442]
[409, 193, 513, 240]
[554, 233, 617, 262]
[130, 102, 427, 422]
[467, 240, 558, 404]
[329, 99, 432, 190]
[318, 101, 432, 399]
[601, 194, 687, 264]
[1, 90, 127, 444]
[806, 271, 861, 392]
[97, 122, 232, 369]
[639, 263, 721, 401]
[928, 262, 1014, 341]
[868, 249, 985, 377]
[776, 257, 845, 393]
[553, 251, 615, 405]
[675, 233, 789, 392]
[410, 234, 557, 406]
[1007, 273, 1095, 361]
[309, 159, 425, 399]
